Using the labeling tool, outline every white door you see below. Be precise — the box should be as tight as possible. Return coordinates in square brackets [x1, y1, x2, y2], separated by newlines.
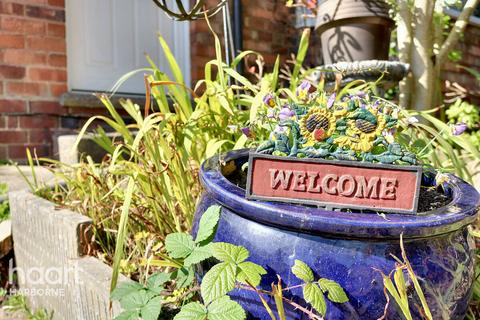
[66, 0, 190, 94]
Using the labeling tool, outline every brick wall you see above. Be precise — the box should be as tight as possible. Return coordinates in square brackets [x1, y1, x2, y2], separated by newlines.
[0, 0, 114, 162]
[189, 0, 297, 83]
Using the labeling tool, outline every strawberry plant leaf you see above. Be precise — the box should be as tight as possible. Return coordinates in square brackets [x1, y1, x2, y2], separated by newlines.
[140, 296, 162, 320]
[201, 262, 237, 304]
[165, 233, 195, 258]
[237, 262, 267, 287]
[208, 296, 246, 320]
[120, 290, 149, 310]
[173, 266, 194, 289]
[195, 205, 221, 244]
[318, 278, 349, 303]
[303, 283, 326, 316]
[211, 242, 249, 264]
[174, 302, 207, 320]
[111, 281, 144, 301]
[291, 260, 314, 283]
[146, 272, 171, 293]
[114, 310, 139, 320]
[184, 243, 214, 266]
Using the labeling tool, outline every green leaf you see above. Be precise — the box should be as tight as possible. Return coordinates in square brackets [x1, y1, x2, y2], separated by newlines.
[195, 205, 221, 244]
[211, 243, 249, 264]
[140, 296, 162, 320]
[200, 262, 237, 304]
[174, 302, 207, 320]
[120, 290, 149, 310]
[184, 243, 214, 266]
[110, 176, 136, 292]
[146, 272, 170, 293]
[174, 266, 195, 289]
[291, 260, 314, 283]
[165, 233, 195, 259]
[236, 262, 267, 287]
[303, 283, 326, 316]
[318, 278, 349, 303]
[111, 282, 144, 301]
[114, 310, 139, 320]
[207, 296, 246, 320]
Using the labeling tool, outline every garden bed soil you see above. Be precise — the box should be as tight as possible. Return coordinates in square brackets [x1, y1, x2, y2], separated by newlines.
[225, 166, 452, 213]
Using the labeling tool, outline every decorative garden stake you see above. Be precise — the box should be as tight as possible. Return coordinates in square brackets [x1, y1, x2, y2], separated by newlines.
[247, 86, 422, 213]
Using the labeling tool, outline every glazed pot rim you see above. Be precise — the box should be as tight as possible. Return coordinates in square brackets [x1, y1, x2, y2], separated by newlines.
[200, 149, 480, 239]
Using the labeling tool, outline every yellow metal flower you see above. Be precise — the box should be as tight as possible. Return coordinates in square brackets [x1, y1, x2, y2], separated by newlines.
[348, 109, 386, 140]
[300, 107, 336, 143]
[334, 135, 373, 153]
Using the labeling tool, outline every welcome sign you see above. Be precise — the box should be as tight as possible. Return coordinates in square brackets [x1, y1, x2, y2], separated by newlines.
[246, 153, 422, 214]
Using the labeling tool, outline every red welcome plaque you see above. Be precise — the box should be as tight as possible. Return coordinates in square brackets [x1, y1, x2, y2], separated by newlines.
[246, 153, 422, 214]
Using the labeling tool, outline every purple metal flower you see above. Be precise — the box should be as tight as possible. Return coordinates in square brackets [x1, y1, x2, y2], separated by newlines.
[278, 106, 295, 120]
[267, 108, 276, 119]
[263, 93, 275, 108]
[296, 81, 311, 99]
[274, 124, 287, 134]
[241, 127, 253, 138]
[451, 122, 467, 136]
[327, 93, 336, 108]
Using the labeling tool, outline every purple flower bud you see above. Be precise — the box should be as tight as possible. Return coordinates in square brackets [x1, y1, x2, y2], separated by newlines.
[451, 122, 467, 136]
[267, 108, 276, 119]
[274, 124, 287, 134]
[263, 93, 275, 107]
[356, 91, 366, 98]
[327, 93, 336, 108]
[241, 127, 253, 138]
[278, 107, 295, 120]
[406, 116, 419, 125]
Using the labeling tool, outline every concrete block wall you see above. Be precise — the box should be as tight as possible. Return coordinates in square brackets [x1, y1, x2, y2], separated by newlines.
[9, 189, 128, 319]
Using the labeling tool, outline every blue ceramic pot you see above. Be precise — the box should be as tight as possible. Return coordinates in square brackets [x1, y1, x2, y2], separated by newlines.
[194, 149, 480, 320]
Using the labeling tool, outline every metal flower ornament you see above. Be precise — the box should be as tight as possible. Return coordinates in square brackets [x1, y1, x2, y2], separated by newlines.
[255, 81, 418, 165]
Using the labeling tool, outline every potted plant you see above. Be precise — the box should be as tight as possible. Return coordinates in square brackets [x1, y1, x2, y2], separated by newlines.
[193, 82, 480, 319]
[315, 0, 394, 64]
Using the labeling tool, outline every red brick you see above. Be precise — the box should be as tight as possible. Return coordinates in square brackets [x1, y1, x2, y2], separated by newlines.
[0, 34, 24, 49]
[19, 115, 57, 128]
[0, 130, 28, 143]
[0, 65, 25, 79]
[0, 99, 27, 113]
[47, 53, 66, 67]
[6, 82, 47, 96]
[28, 67, 66, 82]
[28, 129, 50, 143]
[0, 3, 24, 16]
[0, 16, 24, 32]
[0, 145, 7, 159]
[25, 5, 64, 22]
[8, 144, 50, 160]
[48, 0, 64, 7]
[27, 36, 65, 52]
[49, 83, 67, 97]
[7, 116, 18, 128]
[3, 49, 46, 65]
[29, 100, 62, 114]
[47, 23, 64, 37]
[24, 20, 46, 34]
